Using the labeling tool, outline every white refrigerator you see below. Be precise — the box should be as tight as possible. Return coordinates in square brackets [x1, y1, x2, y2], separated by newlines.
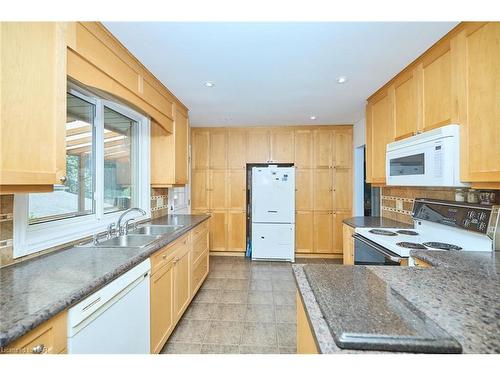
[251, 166, 295, 261]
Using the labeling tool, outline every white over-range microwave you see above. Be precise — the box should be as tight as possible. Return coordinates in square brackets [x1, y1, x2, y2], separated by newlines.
[386, 124, 469, 187]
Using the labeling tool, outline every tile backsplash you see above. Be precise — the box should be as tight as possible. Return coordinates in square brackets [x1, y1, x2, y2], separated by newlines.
[0, 188, 170, 268]
[381, 186, 500, 224]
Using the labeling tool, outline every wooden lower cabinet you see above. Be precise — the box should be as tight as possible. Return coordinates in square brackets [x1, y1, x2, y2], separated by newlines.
[150, 221, 210, 354]
[313, 212, 333, 254]
[296, 291, 319, 354]
[295, 211, 313, 253]
[5, 311, 67, 354]
[342, 223, 355, 265]
[150, 260, 175, 354]
[333, 211, 351, 255]
[227, 211, 247, 252]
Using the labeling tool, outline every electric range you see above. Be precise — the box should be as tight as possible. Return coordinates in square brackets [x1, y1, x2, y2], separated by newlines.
[353, 198, 498, 266]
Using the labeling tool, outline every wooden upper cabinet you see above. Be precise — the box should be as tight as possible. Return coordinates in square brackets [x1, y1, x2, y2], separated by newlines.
[209, 170, 227, 210]
[393, 70, 420, 140]
[174, 108, 189, 184]
[455, 22, 500, 182]
[151, 108, 189, 187]
[246, 129, 271, 163]
[227, 129, 247, 169]
[270, 129, 294, 163]
[1, 22, 68, 192]
[367, 91, 394, 184]
[228, 170, 246, 210]
[332, 129, 352, 168]
[294, 129, 313, 168]
[421, 44, 454, 131]
[209, 129, 227, 169]
[313, 129, 332, 168]
[191, 129, 210, 170]
[295, 169, 313, 211]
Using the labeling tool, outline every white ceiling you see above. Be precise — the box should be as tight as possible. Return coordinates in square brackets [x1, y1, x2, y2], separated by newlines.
[104, 22, 458, 127]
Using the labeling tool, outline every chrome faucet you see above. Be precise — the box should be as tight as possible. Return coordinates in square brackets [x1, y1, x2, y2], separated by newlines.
[117, 207, 147, 235]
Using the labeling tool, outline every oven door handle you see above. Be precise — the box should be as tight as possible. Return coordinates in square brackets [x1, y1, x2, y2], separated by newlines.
[353, 234, 403, 264]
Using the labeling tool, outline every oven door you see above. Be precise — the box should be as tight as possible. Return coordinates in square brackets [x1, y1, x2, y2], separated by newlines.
[353, 234, 402, 266]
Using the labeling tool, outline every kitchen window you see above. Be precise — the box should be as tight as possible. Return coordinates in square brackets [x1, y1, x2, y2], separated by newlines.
[14, 84, 151, 258]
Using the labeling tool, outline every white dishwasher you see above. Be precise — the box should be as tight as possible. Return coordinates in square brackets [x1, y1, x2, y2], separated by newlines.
[67, 259, 151, 354]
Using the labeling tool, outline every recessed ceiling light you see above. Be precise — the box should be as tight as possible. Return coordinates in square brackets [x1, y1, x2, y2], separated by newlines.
[309, 116, 317, 120]
[336, 76, 348, 84]
[204, 81, 215, 87]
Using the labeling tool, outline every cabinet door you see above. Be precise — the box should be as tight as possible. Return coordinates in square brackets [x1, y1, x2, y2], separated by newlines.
[209, 211, 227, 251]
[191, 170, 209, 210]
[333, 168, 352, 211]
[332, 129, 352, 168]
[192, 129, 210, 170]
[295, 211, 313, 253]
[246, 129, 270, 163]
[173, 244, 191, 321]
[270, 129, 294, 163]
[333, 211, 351, 255]
[227, 129, 247, 169]
[295, 169, 313, 211]
[421, 46, 453, 131]
[209, 129, 227, 169]
[227, 211, 246, 252]
[209, 170, 227, 210]
[342, 224, 355, 265]
[150, 261, 174, 354]
[294, 129, 313, 168]
[313, 129, 332, 168]
[313, 212, 333, 254]
[368, 92, 394, 184]
[228, 170, 246, 210]
[457, 23, 500, 182]
[1, 23, 67, 188]
[174, 108, 189, 184]
[393, 71, 419, 140]
[313, 169, 332, 211]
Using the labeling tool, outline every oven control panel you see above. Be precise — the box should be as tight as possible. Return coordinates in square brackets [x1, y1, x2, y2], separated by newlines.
[413, 199, 491, 234]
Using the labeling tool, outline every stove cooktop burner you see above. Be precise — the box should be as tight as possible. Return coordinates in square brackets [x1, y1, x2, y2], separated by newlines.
[396, 242, 427, 250]
[396, 230, 419, 236]
[368, 229, 397, 236]
[422, 242, 462, 251]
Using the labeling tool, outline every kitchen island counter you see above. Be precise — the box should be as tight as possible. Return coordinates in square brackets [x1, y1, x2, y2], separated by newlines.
[293, 250, 500, 354]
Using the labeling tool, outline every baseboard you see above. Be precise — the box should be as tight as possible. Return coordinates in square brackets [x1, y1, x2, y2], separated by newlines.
[210, 251, 246, 257]
[295, 253, 343, 259]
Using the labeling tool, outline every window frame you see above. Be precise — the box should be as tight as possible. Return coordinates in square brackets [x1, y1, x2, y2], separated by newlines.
[13, 84, 151, 258]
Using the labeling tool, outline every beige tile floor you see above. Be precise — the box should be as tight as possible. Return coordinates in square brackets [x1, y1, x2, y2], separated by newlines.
[161, 255, 340, 354]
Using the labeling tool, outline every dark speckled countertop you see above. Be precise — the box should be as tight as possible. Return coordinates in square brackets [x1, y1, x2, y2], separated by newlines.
[294, 250, 500, 353]
[0, 214, 209, 348]
[343, 216, 413, 229]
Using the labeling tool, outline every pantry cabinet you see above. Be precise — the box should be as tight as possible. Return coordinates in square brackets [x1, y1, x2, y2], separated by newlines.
[190, 125, 353, 257]
[1, 22, 68, 193]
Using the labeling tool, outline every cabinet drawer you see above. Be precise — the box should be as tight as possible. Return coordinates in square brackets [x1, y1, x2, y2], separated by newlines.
[192, 229, 209, 263]
[6, 311, 67, 354]
[191, 250, 209, 295]
[151, 233, 190, 275]
[191, 220, 209, 239]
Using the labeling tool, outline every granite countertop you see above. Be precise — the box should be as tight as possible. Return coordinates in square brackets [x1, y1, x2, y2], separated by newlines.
[343, 216, 413, 229]
[294, 250, 500, 354]
[0, 214, 209, 348]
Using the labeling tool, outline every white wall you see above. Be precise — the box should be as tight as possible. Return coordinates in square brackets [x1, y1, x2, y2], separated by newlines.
[353, 118, 366, 216]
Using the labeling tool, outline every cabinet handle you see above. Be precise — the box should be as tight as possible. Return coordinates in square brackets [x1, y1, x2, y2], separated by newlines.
[59, 176, 67, 184]
[173, 257, 180, 264]
[32, 344, 45, 354]
[162, 254, 167, 260]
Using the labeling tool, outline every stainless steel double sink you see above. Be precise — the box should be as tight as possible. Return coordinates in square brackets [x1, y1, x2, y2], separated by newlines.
[82, 224, 183, 249]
